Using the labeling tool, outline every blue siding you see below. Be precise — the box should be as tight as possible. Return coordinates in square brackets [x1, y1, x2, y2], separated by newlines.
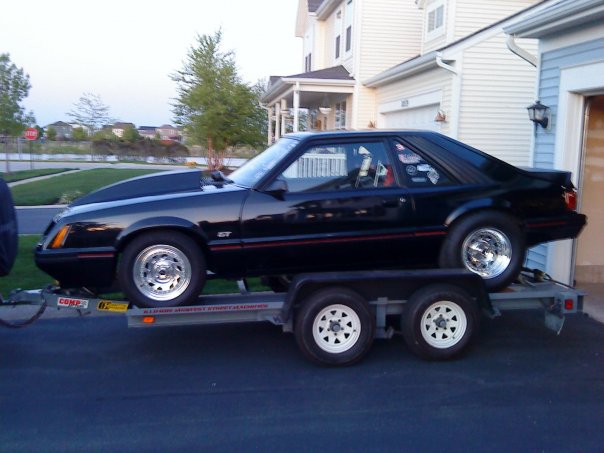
[525, 36, 604, 270]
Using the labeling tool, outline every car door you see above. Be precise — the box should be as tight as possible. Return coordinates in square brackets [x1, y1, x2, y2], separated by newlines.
[240, 138, 417, 274]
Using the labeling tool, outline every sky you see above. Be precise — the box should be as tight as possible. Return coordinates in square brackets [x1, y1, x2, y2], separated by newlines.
[0, 0, 302, 128]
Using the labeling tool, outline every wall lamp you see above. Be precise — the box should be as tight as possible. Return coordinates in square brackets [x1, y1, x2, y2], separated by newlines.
[527, 100, 550, 128]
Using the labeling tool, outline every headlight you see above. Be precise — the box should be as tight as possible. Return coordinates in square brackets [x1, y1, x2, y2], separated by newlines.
[49, 225, 72, 249]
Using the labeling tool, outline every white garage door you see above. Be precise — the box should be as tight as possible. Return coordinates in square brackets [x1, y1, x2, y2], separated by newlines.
[382, 104, 441, 131]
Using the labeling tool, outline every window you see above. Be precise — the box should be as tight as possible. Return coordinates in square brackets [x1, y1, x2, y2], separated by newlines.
[345, 26, 352, 52]
[335, 35, 341, 59]
[305, 53, 312, 72]
[426, 3, 445, 38]
[393, 141, 451, 187]
[345, 0, 353, 54]
[280, 141, 394, 192]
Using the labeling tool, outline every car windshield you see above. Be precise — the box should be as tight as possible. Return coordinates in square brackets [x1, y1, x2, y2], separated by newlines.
[229, 138, 298, 187]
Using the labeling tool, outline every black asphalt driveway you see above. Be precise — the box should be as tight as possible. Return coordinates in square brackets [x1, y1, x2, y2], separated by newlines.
[1, 310, 603, 452]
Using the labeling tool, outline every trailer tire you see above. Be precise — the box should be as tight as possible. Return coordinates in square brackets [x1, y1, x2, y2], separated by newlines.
[295, 287, 375, 366]
[402, 284, 478, 360]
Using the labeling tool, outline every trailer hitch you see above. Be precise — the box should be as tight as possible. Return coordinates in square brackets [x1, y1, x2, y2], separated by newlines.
[0, 290, 47, 328]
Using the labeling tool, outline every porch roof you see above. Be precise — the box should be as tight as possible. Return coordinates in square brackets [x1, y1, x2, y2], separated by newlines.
[261, 65, 356, 106]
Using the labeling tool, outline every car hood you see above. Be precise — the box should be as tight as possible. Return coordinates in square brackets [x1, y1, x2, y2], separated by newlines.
[70, 169, 204, 207]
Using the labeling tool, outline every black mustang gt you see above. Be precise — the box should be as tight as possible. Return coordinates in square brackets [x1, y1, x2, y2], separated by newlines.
[35, 131, 586, 308]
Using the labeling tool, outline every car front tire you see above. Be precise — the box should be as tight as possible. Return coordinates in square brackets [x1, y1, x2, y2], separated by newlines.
[118, 231, 206, 308]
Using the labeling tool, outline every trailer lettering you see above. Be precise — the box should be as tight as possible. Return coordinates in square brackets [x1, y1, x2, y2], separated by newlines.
[140, 303, 270, 315]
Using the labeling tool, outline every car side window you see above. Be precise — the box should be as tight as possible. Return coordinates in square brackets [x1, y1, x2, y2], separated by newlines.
[280, 141, 395, 193]
[393, 141, 452, 187]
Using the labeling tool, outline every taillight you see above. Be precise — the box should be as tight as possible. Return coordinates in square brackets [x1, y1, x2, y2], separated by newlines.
[563, 189, 577, 211]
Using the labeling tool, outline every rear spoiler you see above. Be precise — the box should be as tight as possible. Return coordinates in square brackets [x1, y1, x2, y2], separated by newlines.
[519, 167, 573, 188]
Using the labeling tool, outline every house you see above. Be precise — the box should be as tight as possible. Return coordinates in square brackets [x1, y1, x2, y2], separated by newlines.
[138, 126, 158, 139]
[111, 122, 136, 138]
[366, 0, 544, 166]
[262, 0, 424, 141]
[156, 124, 181, 141]
[45, 121, 72, 140]
[505, 0, 604, 285]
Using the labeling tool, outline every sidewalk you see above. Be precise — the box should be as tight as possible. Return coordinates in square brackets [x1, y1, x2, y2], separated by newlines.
[7, 169, 83, 188]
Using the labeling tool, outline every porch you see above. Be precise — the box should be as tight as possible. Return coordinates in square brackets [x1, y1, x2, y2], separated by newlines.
[261, 66, 355, 144]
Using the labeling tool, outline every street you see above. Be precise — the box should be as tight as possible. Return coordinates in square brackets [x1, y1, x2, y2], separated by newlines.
[1, 310, 603, 452]
[16, 207, 62, 234]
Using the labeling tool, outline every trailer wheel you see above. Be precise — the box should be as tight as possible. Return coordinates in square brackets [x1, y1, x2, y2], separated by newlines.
[402, 284, 478, 360]
[295, 288, 375, 366]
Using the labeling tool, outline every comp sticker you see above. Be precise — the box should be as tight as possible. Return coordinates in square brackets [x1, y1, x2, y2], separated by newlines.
[57, 297, 89, 309]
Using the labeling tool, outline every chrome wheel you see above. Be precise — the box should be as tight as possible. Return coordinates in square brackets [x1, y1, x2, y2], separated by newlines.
[462, 227, 512, 279]
[132, 244, 192, 301]
[420, 300, 467, 349]
[312, 304, 362, 354]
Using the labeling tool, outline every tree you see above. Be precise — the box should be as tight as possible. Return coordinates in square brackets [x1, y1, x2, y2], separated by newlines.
[122, 125, 140, 143]
[1, 53, 35, 175]
[71, 127, 88, 141]
[66, 93, 113, 134]
[171, 30, 265, 170]
[46, 127, 57, 141]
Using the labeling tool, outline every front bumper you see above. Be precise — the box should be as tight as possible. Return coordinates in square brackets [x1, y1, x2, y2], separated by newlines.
[35, 246, 117, 288]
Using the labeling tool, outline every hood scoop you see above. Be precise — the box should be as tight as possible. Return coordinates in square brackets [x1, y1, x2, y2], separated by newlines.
[70, 170, 203, 207]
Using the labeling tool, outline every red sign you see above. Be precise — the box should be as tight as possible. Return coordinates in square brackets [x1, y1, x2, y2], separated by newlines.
[24, 127, 38, 140]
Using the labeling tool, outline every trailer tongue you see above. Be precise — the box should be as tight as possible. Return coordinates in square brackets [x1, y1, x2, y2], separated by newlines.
[1, 269, 584, 365]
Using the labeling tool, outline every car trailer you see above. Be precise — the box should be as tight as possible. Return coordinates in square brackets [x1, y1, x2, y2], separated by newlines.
[0, 268, 583, 366]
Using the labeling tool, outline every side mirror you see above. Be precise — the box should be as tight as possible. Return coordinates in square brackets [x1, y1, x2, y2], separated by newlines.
[265, 178, 289, 196]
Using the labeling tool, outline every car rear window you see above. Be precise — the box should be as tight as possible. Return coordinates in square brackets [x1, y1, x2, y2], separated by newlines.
[405, 134, 518, 183]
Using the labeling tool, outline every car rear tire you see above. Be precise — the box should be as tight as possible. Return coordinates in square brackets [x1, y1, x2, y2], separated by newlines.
[402, 284, 478, 360]
[439, 211, 525, 291]
[118, 231, 206, 308]
[295, 288, 375, 366]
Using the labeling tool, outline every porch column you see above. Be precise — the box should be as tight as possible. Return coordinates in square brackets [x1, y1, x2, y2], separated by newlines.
[281, 99, 287, 135]
[275, 102, 281, 140]
[293, 82, 300, 133]
[267, 106, 273, 145]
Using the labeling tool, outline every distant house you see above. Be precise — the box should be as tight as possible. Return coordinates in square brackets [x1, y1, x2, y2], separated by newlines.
[111, 122, 136, 138]
[46, 121, 72, 140]
[69, 123, 91, 137]
[137, 126, 158, 139]
[156, 124, 181, 141]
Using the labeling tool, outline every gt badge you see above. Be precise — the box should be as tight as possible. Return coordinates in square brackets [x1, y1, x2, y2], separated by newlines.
[217, 231, 232, 238]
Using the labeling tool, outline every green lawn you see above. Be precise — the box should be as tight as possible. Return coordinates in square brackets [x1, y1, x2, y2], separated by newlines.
[0, 236, 268, 300]
[10, 168, 162, 205]
[1, 168, 75, 183]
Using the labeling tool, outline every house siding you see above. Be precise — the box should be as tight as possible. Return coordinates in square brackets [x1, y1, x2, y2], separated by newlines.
[454, 0, 538, 41]
[526, 36, 604, 270]
[458, 34, 537, 166]
[358, 0, 423, 81]
[374, 69, 453, 135]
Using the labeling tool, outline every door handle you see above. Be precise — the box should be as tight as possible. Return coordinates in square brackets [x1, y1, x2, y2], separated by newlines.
[382, 198, 406, 208]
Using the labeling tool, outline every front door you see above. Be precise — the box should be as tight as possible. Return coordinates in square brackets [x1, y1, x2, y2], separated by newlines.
[240, 139, 414, 274]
